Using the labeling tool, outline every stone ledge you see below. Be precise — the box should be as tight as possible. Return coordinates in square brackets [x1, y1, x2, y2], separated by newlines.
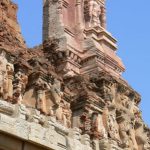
[0, 99, 93, 150]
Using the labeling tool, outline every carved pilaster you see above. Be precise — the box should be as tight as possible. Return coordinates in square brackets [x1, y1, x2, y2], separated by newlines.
[100, 6, 106, 29]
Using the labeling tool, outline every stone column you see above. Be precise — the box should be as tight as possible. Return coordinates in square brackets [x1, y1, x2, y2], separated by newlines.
[100, 6, 106, 29]
[76, 0, 83, 29]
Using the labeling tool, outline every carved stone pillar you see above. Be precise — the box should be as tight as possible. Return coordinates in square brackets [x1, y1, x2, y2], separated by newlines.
[76, 0, 83, 29]
[100, 6, 106, 29]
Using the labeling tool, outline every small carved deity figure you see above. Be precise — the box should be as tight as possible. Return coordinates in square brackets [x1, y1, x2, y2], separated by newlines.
[118, 118, 130, 148]
[13, 71, 28, 104]
[35, 78, 47, 114]
[88, 0, 101, 27]
[121, 90, 130, 109]
[49, 78, 63, 106]
[0, 50, 7, 98]
[103, 82, 116, 104]
[3, 63, 14, 101]
[55, 100, 64, 122]
[62, 103, 72, 128]
[106, 108, 120, 142]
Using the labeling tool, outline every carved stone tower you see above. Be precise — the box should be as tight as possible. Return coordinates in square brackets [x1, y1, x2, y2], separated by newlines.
[43, 0, 125, 77]
[0, 0, 149, 150]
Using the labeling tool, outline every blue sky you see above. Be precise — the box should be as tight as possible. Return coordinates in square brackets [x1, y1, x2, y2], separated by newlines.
[12, 0, 150, 126]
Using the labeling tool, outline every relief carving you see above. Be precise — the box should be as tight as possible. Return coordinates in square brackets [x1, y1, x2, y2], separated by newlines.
[104, 105, 120, 143]
[0, 50, 8, 98]
[84, 0, 101, 28]
[35, 78, 47, 114]
[13, 71, 28, 104]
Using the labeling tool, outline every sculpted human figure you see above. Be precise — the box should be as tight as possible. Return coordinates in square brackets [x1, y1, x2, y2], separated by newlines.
[62, 103, 72, 128]
[3, 63, 14, 101]
[103, 82, 116, 105]
[14, 71, 28, 103]
[0, 50, 7, 98]
[35, 78, 47, 114]
[105, 106, 120, 142]
[88, 0, 101, 27]
[55, 100, 64, 122]
[121, 90, 130, 109]
[50, 78, 63, 105]
[118, 117, 130, 148]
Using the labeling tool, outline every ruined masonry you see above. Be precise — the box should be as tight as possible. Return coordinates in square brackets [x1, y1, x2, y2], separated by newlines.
[0, 0, 149, 150]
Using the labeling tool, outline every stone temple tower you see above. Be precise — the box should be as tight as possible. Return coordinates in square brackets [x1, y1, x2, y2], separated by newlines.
[0, 0, 149, 150]
[43, 0, 125, 78]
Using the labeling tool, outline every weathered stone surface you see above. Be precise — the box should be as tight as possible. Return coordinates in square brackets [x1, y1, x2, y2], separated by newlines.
[0, 0, 149, 150]
[0, 0, 26, 51]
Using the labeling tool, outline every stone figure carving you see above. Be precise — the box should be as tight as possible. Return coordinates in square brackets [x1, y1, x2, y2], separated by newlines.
[0, 50, 7, 98]
[106, 107, 120, 142]
[134, 119, 147, 150]
[84, 0, 101, 28]
[62, 103, 72, 128]
[118, 117, 130, 148]
[2, 62, 14, 101]
[120, 90, 130, 109]
[49, 78, 63, 106]
[13, 71, 28, 103]
[103, 82, 116, 104]
[55, 100, 64, 122]
[55, 100, 72, 127]
[89, 0, 101, 27]
[35, 78, 47, 114]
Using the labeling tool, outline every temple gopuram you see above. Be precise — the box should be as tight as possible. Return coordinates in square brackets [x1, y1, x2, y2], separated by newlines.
[0, 0, 149, 150]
